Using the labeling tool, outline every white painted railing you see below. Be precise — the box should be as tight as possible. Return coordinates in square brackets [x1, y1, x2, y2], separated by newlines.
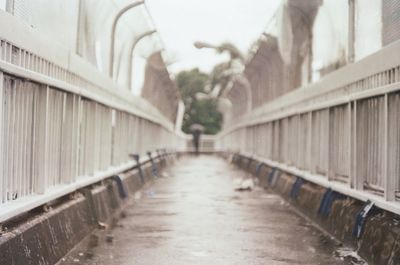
[0, 11, 183, 223]
[184, 134, 216, 153]
[216, 39, 400, 214]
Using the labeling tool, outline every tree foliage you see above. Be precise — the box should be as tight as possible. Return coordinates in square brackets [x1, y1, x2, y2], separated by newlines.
[176, 68, 222, 134]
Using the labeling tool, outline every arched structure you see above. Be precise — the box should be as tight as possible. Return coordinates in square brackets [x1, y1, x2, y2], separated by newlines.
[108, 0, 145, 77]
[127, 29, 157, 90]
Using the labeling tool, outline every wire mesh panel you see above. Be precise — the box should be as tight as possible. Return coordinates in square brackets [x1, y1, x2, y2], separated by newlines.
[245, 36, 287, 106]
[382, 0, 400, 46]
[312, 0, 348, 78]
[9, 0, 79, 51]
[354, 0, 382, 61]
[226, 82, 250, 119]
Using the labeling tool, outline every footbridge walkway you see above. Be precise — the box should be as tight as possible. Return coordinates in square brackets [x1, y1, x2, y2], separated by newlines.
[0, 1, 400, 265]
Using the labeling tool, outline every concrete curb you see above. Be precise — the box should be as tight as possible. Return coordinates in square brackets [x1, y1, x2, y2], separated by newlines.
[0, 154, 174, 265]
[230, 152, 400, 265]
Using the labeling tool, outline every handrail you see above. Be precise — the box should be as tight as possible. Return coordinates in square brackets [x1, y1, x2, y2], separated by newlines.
[0, 10, 173, 131]
[219, 39, 400, 137]
[0, 9, 184, 223]
[216, 39, 400, 210]
[0, 151, 163, 223]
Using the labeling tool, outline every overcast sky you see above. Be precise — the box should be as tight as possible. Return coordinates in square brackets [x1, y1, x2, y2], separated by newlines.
[146, 0, 282, 74]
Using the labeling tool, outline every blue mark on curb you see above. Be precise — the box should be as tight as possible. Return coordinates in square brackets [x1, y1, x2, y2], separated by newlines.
[152, 163, 159, 177]
[267, 168, 278, 186]
[131, 154, 145, 184]
[352, 200, 377, 239]
[147, 152, 159, 178]
[237, 155, 242, 165]
[318, 188, 346, 217]
[290, 176, 304, 199]
[255, 162, 265, 176]
[247, 157, 253, 169]
[231, 154, 237, 163]
[112, 175, 128, 199]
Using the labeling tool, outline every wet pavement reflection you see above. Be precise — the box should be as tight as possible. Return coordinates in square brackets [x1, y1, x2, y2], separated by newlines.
[58, 155, 359, 265]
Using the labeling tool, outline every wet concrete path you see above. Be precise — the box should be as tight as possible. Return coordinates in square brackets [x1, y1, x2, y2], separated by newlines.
[58, 155, 353, 265]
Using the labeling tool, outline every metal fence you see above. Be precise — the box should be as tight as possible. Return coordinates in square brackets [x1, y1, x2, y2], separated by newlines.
[216, 39, 400, 213]
[0, 10, 184, 223]
[184, 134, 216, 153]
[226, 0, 400, 124]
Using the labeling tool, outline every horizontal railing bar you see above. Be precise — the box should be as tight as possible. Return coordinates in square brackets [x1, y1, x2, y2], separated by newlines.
[0, 151, 163, 223]
[0, 11, 182, 225]
[247, 39, 400, 121]
[236, 151, 400, 216]
[218, 40, 400, 137]
[0, 61, 174, 132]
[0, 11, 175, 132]
[219, 82, 400, 137]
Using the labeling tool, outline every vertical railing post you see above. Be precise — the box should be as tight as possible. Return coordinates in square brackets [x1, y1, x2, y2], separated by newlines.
[147, 151, 158, 177]
[347, 102, 352, 187]
[307, 112, 313, 172]
[296, 114, 301, 168]
[353, 100, 363, 190]
[0, 72, 4, 203]
[60, 93, 68, 183]
[74, 96, 81, 180]
[34, 85, 50, 194]
[327, 108, 332, 180]
[131, 154, 144, 184]
[93, 103, 100, 172]
[383, 94, 395, 200]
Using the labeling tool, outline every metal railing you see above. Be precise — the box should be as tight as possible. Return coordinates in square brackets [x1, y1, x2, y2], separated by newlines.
[0, 12, 184, 223]
[216, 39, 400, 214]
[184, 134, 216, 153]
